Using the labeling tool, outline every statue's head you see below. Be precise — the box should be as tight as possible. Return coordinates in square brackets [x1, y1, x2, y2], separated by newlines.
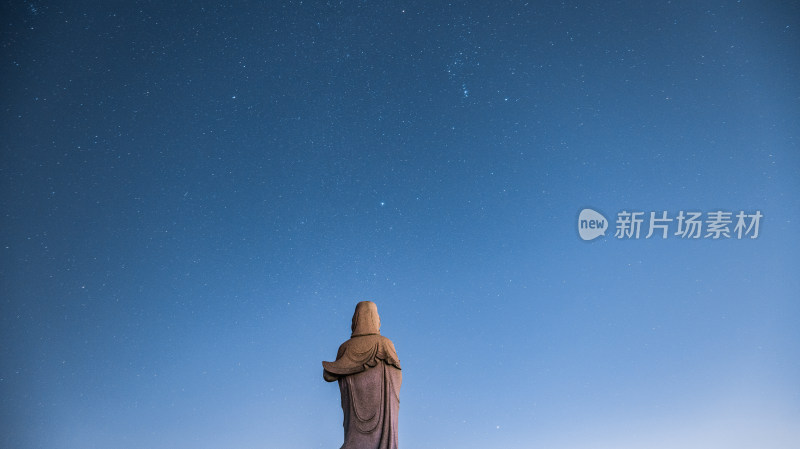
[351, 301, 381, 337]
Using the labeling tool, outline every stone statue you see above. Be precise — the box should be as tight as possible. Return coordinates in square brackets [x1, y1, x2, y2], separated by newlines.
[323, 301, 402, 449]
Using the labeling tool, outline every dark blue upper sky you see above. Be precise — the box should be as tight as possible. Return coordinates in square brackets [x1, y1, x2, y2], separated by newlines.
[2, 1, 799, 448]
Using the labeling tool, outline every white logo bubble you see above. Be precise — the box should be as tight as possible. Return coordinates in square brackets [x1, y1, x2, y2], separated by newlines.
[578, 208, 608, 241]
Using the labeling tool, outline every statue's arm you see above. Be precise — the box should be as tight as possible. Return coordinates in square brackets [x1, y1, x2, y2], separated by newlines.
[322, 342, 348, 382]
[322, 367, 339, 382]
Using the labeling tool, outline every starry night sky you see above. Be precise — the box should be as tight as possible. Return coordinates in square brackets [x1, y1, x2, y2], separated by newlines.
[2, 1, 799, 448]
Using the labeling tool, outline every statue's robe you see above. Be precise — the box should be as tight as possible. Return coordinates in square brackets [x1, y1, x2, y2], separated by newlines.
[323, 302, 401, 449]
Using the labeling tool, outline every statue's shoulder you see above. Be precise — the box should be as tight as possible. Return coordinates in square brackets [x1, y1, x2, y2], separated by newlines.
[378, 335, 395, 349]
[339, 334, 397, 354]
[376, 335, 401, 369]
[335, 338, 353, 357]
[377, 334, 397, 347]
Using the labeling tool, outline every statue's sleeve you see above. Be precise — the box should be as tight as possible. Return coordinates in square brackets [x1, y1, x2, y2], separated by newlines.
[322, 342, 348, 382]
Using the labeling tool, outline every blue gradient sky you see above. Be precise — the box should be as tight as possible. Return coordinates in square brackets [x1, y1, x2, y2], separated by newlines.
[2, 1, 799, 448]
